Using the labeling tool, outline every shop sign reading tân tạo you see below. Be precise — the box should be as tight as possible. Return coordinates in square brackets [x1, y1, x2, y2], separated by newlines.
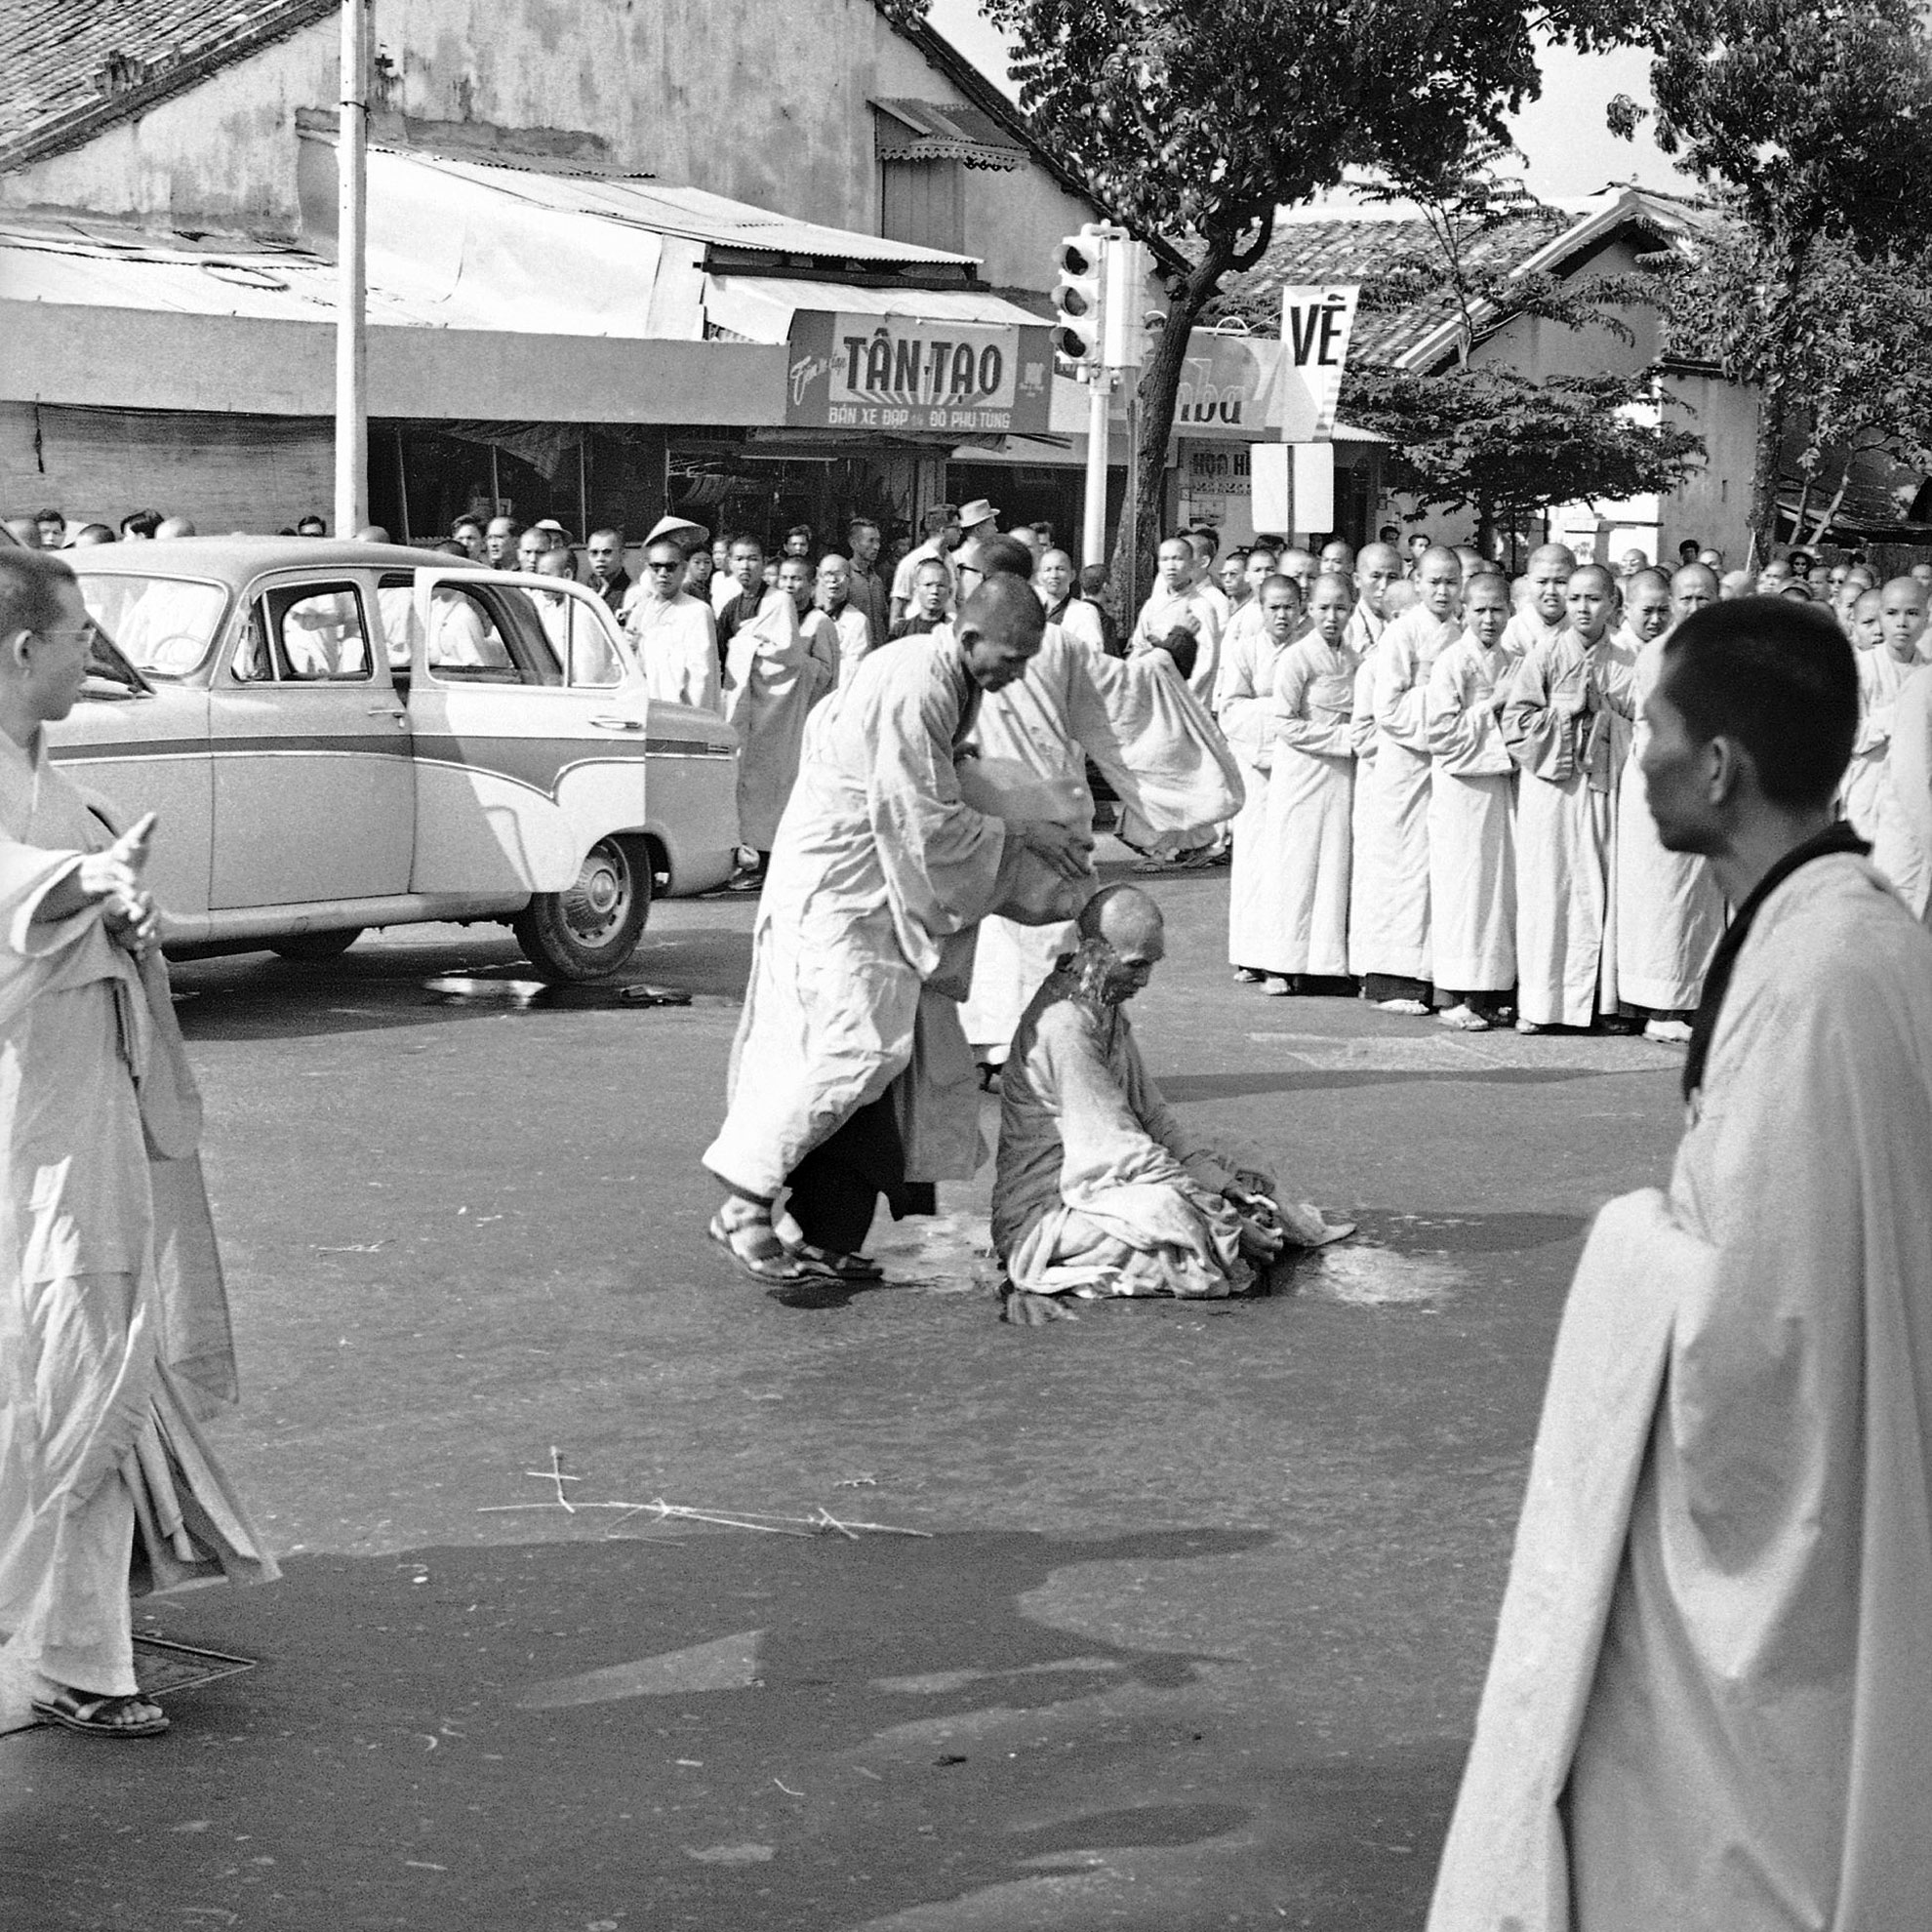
[785, 313, 1054, 434]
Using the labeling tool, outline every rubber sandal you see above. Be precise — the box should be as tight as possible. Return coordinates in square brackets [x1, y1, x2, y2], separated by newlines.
[707, 1208, 805, 1283]
[1436, 1004, 1491, 1032]
[785, 1241, 885, 1282]
[31, 1690, 169, 1739]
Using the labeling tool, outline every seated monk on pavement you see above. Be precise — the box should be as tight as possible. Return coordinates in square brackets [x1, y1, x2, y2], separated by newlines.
[991, 885, 1350, 1321]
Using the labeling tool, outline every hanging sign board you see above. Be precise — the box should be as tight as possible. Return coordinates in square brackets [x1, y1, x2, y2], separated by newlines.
[785, 311, 1054, 434]
[1278, 285, 1359, 443]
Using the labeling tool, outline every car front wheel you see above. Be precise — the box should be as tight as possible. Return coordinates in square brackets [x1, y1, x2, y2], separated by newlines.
[512, 836, 651, 983]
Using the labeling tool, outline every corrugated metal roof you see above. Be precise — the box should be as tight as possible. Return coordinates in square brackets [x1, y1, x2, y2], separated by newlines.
[376, 147, 980, 269]
[0, 221, 450, 325]
[704, 275, 1044, 343]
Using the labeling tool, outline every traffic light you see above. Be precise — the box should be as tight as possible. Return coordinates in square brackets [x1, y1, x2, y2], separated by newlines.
[1102, 236, 1147, 371]
[1052, 225, 1107, 372]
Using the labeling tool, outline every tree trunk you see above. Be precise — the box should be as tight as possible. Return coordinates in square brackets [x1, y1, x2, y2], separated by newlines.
[1107, 227, 1248, 618]
[1807, 459, 1854, 549]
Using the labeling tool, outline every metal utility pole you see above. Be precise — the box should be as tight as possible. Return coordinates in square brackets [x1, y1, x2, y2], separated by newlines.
[334, 0, 369, 539]
[1081, 372, 1111, 570]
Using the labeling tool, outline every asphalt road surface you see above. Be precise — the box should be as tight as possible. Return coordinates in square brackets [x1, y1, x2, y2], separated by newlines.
[0, 858, 1688, 1931]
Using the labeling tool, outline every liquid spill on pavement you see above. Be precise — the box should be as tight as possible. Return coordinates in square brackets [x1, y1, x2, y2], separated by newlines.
[1291, 1243, 1466, 1308]
[867, 1212, 1001, 1295]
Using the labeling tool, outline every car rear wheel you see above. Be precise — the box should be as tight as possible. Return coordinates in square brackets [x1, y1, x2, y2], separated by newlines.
[512, 835, 651, 983]
[270, 927, 364, 962]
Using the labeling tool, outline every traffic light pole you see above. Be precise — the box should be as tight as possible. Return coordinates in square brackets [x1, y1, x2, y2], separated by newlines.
[1082, 371, 1110, 572]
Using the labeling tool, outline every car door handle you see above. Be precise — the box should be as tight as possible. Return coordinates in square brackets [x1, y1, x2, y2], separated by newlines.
[365, 705, 407, 721]
[590, 714, 646, 732]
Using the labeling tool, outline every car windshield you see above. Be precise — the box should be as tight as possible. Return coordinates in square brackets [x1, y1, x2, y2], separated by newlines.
[74, 572, 228, 675]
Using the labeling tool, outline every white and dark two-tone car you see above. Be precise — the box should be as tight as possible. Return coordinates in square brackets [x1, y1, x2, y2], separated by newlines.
[53, 537, 739, 980]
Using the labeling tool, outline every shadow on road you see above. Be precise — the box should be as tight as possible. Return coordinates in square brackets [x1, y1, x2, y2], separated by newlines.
[0, 1527, 1478, 1932]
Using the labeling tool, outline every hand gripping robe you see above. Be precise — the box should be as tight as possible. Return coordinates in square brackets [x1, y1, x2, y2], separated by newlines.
[992, 955, 1270, 1300]
[704, 635, 1089, 1207]
[0, 740, 275, 1724]
[625, 590, 721, 715]
[1503, 631, 1636, 1027]
[960, 628, 1244, 1063]
[1262, 631, 1359, 978]
[722, 590, 838, 850]
[1426, 631, 1518, 993]
[1613, 635, 1723, 1012]
[1428, 845, 1932, 1931]
[1215, 613, 1298, 971]
[1351, 609, 1459, 982]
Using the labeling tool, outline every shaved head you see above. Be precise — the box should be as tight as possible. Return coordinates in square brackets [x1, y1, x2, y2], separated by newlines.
[1527, 543, 1577, 574]
[1670, 564, 1718, 600]
[1078, 881, 1164, 950]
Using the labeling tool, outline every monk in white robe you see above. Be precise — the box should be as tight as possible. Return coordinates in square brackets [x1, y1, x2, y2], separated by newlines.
[946, 539, 1243, 1072]
[992, 887, 1343, 1319]
[1034, 550, 1108, 659]
[1217, 573, 1299, 980]
[722, 567, 839, 864]
[1129, 536, 1225, 707]
[1343, 542, 1400, 662]
[955, 623, 1243, 1068]
[1262, 574, 1359, 988]
[1426, 571, 1518, 1028]
[0, 552, 274, 1739]
[1430, 597, 1932, 1932]
[1878, 658, 1932, 922]
[1501, 543, 1576, 664]
[1841, 586, 1903, 840]
[623, 535, 721, 714]
[814, 555, 875, 688]
[1862, 579, 1932, 915]
[704, 581, 1094, 1282]
[1503, 564, 1636, 1031]
[1353, 546, 1463, 1009]
[1614, 566, 1724, 1038]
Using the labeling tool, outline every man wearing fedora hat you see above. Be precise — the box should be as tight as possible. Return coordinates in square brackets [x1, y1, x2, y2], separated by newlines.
[952, 500, 1003, 606]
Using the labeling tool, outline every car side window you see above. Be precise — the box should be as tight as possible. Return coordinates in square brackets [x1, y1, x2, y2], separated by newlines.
[424, 589, 518, 680]
[544, 594, 623, 688]
[273, 585, 372, 681]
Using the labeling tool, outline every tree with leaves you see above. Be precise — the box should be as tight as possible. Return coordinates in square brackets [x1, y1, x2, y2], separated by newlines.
[1342, 363, 1704, 555]
[1245, 146, 1705, 556]
[1656, 226, 1932, 548]
[974, 0, 1625, 598]
[1610, 0, 1932, 557]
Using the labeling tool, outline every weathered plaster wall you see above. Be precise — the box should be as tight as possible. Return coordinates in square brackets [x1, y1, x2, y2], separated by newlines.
[0, 0, 1097, 302]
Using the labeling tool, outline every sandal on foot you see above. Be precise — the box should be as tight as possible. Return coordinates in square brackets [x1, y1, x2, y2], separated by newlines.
[32, 1689, 169, 1739]
[1376, 997, 1431, 1017]
[1436, 1003, 1491, 1032]
[708, 1206, 806, 1284]
[785, 1241, 885, 1283]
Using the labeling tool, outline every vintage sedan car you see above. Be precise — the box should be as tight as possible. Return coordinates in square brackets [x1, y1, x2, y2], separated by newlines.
[56, 537, 740, 980]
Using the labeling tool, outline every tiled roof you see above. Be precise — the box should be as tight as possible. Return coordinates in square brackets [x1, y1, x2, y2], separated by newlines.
[1212, 208, 1574, 365]
[0, 0, 333, 172]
